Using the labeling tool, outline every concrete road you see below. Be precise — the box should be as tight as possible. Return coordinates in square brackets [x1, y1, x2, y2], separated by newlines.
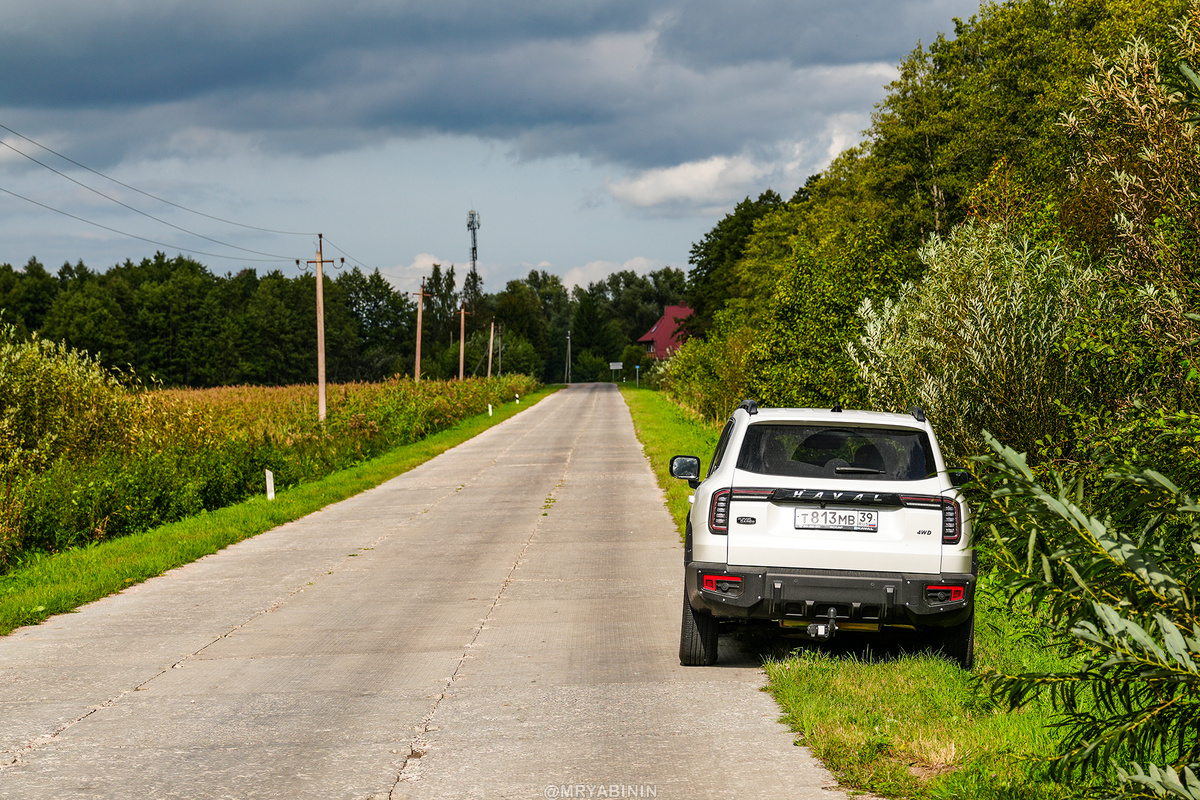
[0, 383, 847, 800]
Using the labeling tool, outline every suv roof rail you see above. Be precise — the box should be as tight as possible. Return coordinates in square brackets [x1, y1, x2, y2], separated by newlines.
[909, 406, 926, 422]
[737, 399, 759, 416]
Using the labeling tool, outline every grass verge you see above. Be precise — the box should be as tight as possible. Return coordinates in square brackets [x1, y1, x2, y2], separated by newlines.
[619, 385, 1075, 800]
[0, 386, 560, 636]
[619, 385, 721, 537]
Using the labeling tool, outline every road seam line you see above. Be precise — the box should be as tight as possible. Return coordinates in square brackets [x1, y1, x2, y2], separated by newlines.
[390, 386, 597, 795]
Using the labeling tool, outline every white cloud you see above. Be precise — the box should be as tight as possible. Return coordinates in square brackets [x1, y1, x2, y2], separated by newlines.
[373, 253, 445, 292]
[562, 255, 664, 290]
[606, 156, 769, 209]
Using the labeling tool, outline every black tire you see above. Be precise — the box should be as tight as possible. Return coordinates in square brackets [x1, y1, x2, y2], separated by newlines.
[680, 591, 719, 666]
[932, 612, 975, 670]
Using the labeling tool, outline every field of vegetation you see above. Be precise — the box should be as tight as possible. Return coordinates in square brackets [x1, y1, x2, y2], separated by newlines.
[0, 323, 539, 574]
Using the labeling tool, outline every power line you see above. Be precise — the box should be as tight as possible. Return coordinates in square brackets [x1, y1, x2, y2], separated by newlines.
[0, 122, 313, 236]
[0, 122, 407, 275]
[0, 138, 297, 261]
[0, 184, 293, 263]
[319, 236, 370, 270]
[320, 237, 433, 286]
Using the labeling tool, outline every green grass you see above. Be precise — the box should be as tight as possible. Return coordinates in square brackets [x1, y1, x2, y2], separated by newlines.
[620, 384, 722, 537]
[764, 574, 1078, 800]
[0, 386, 560, 636]
[619, 385, 1076, 800]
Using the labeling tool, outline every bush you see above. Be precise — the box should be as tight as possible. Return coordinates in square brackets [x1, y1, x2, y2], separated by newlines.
[659, 307, 755, 422]
[0, 325, 139, 476]
[850, 223, 1105, 463]
[976, 432, 1200, 798]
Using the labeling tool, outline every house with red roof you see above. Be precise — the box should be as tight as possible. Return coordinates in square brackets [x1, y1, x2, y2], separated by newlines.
[637, 304, 693, 360]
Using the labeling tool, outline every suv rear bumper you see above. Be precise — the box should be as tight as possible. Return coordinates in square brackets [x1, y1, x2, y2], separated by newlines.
[685, 561, 975, 629]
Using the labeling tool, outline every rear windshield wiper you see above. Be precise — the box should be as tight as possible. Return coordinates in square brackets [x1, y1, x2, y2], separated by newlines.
[835, 466, 885, 474]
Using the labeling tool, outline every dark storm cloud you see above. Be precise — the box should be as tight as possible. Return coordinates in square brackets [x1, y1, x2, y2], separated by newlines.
[0, 0, 978, 171]
[654, 0, 975, 68]
[0, 1, 654, 108]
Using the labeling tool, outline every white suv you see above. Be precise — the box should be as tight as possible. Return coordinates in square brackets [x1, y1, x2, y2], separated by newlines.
[670, 401, 975, 668]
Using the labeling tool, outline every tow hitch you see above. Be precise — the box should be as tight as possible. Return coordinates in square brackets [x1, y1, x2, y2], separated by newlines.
[805, 609, 839, 642]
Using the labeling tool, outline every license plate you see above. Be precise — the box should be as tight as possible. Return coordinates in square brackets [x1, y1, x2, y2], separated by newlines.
[794, 508, 878, 532]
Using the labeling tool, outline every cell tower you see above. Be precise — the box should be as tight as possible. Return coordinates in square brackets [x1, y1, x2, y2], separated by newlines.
[467, 209, 481, 272]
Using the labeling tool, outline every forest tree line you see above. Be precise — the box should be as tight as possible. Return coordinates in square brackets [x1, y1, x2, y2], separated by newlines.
[673, 0, 1199, 469]
[0, 253, 685, 387]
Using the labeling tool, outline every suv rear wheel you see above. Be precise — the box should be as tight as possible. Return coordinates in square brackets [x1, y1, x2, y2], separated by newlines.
[679, 592, 719, 666]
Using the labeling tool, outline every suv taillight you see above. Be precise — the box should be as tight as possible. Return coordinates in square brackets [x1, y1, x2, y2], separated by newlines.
[926, 584, 965, 603]
[703, 574, 743, 596]
[941, 498, 962, 544]
[709, 489, 731, 534]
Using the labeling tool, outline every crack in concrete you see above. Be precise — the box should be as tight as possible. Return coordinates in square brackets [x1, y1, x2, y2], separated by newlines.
[389, 388, 595, 798]
[0, 572, 320, 772]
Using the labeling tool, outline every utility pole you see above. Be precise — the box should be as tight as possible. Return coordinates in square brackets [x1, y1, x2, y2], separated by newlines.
[299, 233, 341, 422]
[487, 321, 494, 378]
[458, 302, 470, 380]
[565, 330, 572, 384]
[413, 277, 429, 382]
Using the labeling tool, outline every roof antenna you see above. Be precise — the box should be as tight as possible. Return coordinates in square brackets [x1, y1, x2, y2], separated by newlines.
[831, 401, 843, 413]
[909, 406, 926, 422]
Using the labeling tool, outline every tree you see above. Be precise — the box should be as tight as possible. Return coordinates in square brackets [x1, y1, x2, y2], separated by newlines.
[130, 257, 220, 386]
[336, 267, 414, 380]
[522, 270, 571, 382]
[592, 269, 686, 345]
[461, 264, 488, 335]
[684, 189, 783, 337]
[747, 219, 913, 409]
[495, 280, 548, 356]
[496, 330, 543, 379]
[571, 285, 621, 363]
[7, 258, 59, 332]
[425, 263, 458, 346]
[242, 270, 312, 384]
[41, 280, 135, 368]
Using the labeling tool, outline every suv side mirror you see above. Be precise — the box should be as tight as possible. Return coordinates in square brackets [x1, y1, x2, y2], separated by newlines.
[670, 455, 702, 488]
[948, 469, 971, 488]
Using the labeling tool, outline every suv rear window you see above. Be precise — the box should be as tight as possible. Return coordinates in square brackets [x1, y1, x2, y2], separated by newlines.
[735, 424, 935, 481]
